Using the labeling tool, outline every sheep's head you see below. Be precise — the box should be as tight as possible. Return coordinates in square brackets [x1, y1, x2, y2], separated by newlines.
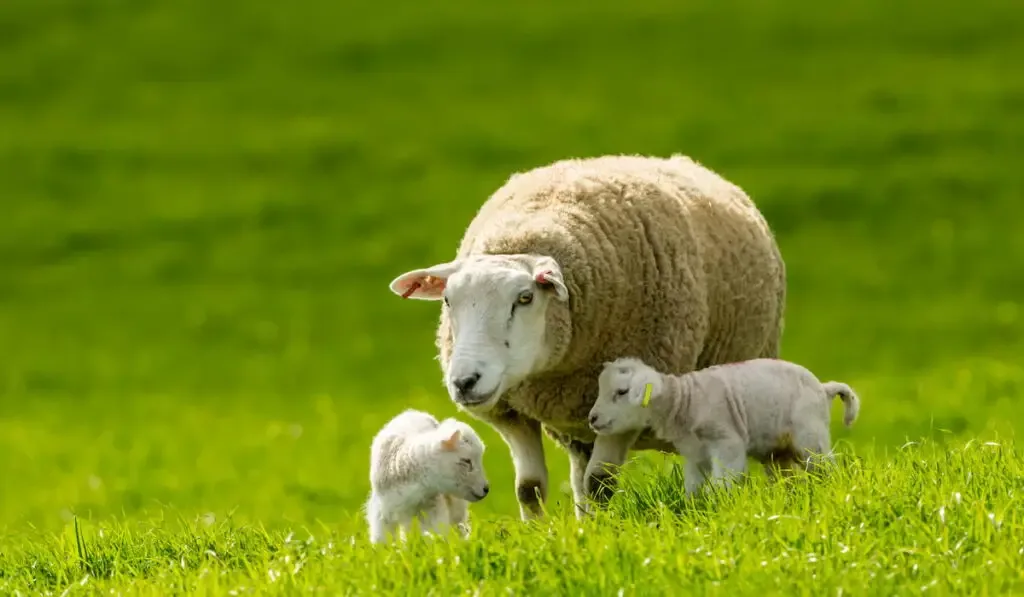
[428, 420, 490, 502]
[389, 253, 569, 413]
[588, 357, 663, 435]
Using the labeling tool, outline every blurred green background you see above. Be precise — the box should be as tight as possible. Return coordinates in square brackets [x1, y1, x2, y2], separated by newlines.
[2, 0, 1023, 536]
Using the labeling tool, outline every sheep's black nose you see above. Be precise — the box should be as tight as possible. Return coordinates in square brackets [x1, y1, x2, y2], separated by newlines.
[454, 373, 481, 394]
[588, 414, 598, 426]
[482, 485, 490, 496]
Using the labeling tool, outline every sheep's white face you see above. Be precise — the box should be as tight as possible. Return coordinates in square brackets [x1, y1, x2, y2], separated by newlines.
[389, 254, 569, 413]
[427, 421, 490, 502]
[588, 357, 663, 435]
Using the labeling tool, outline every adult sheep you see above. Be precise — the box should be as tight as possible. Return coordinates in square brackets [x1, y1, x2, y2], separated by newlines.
[388, 154, 786, 521]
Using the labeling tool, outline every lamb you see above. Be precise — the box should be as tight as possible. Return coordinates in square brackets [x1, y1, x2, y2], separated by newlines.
[587, 357, 861, 494]
[387, 153, 786, 520]
[364, 409, 490, 544]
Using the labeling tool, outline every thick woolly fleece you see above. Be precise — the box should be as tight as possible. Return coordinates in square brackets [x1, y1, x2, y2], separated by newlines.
[643, 358, 860, 468]
[436, 154, 787, 447]
[365, 410, 476, 544]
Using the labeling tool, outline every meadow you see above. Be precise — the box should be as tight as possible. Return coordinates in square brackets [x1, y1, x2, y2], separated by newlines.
[2, 0, 1023, 594]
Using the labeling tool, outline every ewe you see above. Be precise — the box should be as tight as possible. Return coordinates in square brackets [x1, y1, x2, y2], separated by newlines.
[389, 154, 786, 519]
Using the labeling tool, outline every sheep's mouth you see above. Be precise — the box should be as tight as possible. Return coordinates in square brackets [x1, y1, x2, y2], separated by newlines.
[454, 389, 496, 407]
[451, 380, 503, 409]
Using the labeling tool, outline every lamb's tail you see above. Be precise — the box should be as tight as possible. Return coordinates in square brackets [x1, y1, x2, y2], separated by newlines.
[821, 381, 860, 427]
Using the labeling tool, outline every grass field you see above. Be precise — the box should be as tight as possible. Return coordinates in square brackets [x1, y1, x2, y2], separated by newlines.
[2, 0, 1024, 594]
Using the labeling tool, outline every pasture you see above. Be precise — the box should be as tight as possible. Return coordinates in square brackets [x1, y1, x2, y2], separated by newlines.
[2, 0, 1023, 593]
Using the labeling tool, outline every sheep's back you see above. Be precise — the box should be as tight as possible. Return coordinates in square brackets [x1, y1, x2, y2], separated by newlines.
[438, 155, 784, 436]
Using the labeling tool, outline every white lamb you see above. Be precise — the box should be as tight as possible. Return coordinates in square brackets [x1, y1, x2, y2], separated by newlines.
[365, 409, 490, 544]
[587, 357, 860, 495]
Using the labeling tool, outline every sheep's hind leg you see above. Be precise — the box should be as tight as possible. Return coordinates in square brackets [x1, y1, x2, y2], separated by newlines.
[567, 440, 594, 518]
[793, 425, 835, 475]
[366, 495, 396, 544]
[544, 426, 594, 519]
[484, 408, 549, 521]
[584, 428, 643, 508]
[763, 451, 799, 482]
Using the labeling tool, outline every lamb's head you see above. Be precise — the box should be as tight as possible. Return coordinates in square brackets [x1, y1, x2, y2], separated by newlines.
[389, 253, 569, 412]
[588, 357, 664, 435]
[429, 420, 490, 502]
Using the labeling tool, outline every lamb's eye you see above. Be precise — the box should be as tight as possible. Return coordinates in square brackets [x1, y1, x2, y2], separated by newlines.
[516, 290, 533, 305]
[460, 458, 473, 471]
[615, 388, 629, 399]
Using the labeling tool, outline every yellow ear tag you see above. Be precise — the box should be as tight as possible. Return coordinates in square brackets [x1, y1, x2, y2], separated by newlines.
[642, 383, 653, 407]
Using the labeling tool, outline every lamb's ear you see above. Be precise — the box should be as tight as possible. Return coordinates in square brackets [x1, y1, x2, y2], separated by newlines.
[439, 428, 461, 451]
[389, 260, 463, 300]
[529, 255, 568, 301]
[631, 383, 652, 406]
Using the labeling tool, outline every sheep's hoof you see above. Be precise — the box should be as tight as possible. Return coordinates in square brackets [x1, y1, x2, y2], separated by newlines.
[573, 500, 593, 519]
[584, 472, 617, 505]
[516, 480, 546, 519]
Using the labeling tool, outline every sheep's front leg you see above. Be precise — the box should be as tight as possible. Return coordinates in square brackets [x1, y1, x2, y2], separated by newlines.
[682, 455, 710, 496]
[705, 438, 748, 492]
[584, 428, 642, 507]
[445, 494, 471, 538]
[487, 410, 549, 520]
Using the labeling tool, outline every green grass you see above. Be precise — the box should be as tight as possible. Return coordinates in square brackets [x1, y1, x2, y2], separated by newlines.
[2, 0, 1023, 593]
[2, 440, 1022, 595]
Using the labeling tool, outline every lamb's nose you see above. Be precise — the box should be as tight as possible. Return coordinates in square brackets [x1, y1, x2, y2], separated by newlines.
[588, 414, 598, 426]
[454, 373, 481, 394]
[482, 485, 490, 496]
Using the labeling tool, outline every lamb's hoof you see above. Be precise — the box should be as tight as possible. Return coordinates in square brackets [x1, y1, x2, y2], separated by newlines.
[585, 473, 617, 505]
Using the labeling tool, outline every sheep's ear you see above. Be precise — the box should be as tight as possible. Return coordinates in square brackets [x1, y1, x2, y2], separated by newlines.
[389, 260, 463, 300]
[632, 383, 653, 406]
[529, 255, 568, 301]
[440, 428, 461, 451]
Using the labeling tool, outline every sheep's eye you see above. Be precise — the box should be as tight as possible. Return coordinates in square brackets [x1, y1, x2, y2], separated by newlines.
[516, 291, 534, 305]
[460, 458, 473, 471]
[615, 388, 629, 399]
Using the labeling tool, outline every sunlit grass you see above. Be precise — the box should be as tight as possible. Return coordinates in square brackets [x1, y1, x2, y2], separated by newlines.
[3, 0, 1024, 593]
[2, 439, 1021, 595]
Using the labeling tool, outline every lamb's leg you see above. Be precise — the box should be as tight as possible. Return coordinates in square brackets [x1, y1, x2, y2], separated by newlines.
[674, 438, 710, 496]
[705, 437, 749, 492]
[682, 455, 709, 496]
[417, 499, 446, 536]
[445, 494, 471, 538]
[763, 453, 798, 481]
[584, 428, 643, 507]
[485, 409, 549, 520]
[366, 496, 395, 544]
[793, 425, 834, 474]
[367, 515, 394, 544]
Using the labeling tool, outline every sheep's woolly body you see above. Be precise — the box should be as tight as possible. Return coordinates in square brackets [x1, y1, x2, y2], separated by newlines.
[437, 154, 786, 447]
[642, 358, 860, 474]
[365, 410, 473, 544]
